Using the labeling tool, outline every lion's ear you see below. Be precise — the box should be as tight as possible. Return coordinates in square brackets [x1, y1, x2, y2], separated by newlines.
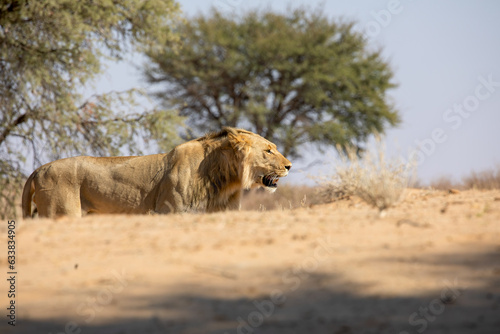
[227, 131, 248, 152]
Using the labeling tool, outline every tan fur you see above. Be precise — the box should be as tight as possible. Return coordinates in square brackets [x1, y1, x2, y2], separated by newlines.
[21, 127, 292, 218]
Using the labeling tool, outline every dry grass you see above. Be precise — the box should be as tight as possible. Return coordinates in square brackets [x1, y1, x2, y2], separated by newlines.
[0, 182, 22, 219]
[461, 166, 500, 190]
[318, 141, 415, 212]
[429, 165, 500, 191]
[240, 184, 322, 211]
[427, 175, 457, 190]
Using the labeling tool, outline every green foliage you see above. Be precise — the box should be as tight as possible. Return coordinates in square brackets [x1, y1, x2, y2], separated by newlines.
[0, 0, 183, 218]
[144, 7, 400, 158]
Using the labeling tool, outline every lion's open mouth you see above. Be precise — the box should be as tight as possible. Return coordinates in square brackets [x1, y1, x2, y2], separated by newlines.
[262, 174, 279, 188]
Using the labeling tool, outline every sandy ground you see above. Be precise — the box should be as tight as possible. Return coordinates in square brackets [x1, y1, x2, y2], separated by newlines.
[1, 189, 500, 334]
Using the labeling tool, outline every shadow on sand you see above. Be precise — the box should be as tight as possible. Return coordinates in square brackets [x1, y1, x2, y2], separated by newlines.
[5, 250, 500, 334]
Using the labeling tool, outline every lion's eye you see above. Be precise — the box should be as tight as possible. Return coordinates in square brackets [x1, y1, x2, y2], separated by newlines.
[265, 149, 272, 154]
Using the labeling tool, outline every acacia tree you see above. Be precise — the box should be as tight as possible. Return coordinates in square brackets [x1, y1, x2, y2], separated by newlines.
[144, 7, 400, 158]
[0, 0, 183, 218]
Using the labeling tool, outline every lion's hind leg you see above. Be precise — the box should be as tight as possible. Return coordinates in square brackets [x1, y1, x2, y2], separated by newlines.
[34, 188, 82, 218]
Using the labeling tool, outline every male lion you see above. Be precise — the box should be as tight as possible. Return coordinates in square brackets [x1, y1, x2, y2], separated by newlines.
[22, 127, 292, 218]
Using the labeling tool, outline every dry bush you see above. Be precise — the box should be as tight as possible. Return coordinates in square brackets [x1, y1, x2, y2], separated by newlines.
[0, 174, 23, 219]
[428, 176, 458, 190]
[461, 166, 500, 190]
[427, 166, 500, 190]
[319, 141, 415, 212]
[240, 184, 321, 211]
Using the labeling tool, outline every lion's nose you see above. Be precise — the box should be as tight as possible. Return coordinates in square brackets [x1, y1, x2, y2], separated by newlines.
[285, 164, 291, 171]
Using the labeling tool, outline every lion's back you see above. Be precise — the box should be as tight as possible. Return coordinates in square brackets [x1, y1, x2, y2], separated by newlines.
[33, 156, 85, 188]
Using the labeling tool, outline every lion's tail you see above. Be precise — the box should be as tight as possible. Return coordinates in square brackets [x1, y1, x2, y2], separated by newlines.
[22, 171, 36, 219]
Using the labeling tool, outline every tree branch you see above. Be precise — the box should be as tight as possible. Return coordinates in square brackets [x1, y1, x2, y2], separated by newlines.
[0, 113, 28, 146]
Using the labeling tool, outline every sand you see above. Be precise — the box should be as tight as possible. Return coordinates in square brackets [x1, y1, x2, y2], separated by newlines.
[1, 189, 499, 334]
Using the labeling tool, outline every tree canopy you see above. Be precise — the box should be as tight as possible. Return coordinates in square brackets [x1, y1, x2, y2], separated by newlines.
[144, 7, 400, 158]
[0, 0, 183, 218]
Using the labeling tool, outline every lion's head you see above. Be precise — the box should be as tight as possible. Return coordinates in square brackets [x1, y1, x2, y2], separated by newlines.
[225, 128, 292, 193]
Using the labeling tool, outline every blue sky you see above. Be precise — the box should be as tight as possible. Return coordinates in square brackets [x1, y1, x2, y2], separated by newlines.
[96, 0, 500, 184]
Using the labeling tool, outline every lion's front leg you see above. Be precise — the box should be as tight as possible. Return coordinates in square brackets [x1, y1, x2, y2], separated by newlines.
[155, 184, 185, 214]
[226, 190, 242, 211]
[155, 194, 182, 214]
[206, 190, 241, 213]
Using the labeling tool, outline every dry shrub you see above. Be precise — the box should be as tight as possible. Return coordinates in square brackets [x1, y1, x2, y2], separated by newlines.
[428, 176, 458, 190]
[319, 141, 415, 212]
[428, 166, 500, 190]
[462, 167, 500, 190]
[0, 176, 23, 219]
[240, 184, 321, 211]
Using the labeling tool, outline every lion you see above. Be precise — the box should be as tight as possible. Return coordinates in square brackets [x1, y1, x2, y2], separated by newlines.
[22, 127, 292, 218]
